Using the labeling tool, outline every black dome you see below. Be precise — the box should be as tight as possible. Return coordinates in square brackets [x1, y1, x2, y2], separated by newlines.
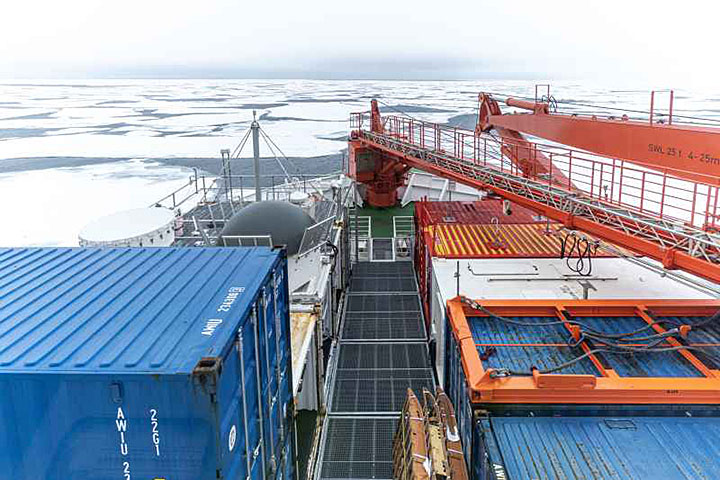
[217, 201, 314, 255]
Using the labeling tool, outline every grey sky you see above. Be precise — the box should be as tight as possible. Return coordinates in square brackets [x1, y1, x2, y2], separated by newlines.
[1, 0, 716, 86]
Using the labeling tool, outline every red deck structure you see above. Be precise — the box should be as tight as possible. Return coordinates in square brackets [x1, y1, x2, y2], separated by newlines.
[349, 95, 720, 283]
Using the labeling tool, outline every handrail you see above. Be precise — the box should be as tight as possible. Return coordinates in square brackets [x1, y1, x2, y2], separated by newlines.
[352, 112, 720, 230]
[351, 112, 720, 283]
[152, 171, 345, 211]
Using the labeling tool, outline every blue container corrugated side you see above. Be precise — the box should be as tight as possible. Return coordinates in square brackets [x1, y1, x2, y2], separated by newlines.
[0, 247, 295, 480]
[443, 311, 720, 480]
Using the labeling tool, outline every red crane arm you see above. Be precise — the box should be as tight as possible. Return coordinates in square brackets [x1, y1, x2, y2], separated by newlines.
[478, 94, 720, 186]
[476, 94, 574, 188]
[349, 99, 720, 284]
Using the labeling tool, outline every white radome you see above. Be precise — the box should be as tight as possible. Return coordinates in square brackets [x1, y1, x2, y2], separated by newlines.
[79, 207, 176, 247]
[289, 190, 310, 205]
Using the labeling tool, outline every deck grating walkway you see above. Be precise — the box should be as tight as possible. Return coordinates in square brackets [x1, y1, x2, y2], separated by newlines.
[317, 261, 433, 479]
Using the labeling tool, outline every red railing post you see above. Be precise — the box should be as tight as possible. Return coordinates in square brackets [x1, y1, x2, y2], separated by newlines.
[639, 171, 646, 212]
[473, 135, 478, 164]
[650, 90, 655, 124]
[704, 184, 712, 228]
[659, 174, 667, 218]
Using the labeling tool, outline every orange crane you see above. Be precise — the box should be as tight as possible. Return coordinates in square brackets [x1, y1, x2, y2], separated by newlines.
[478, 92, 720, 186]
[348, 93, 720, 283]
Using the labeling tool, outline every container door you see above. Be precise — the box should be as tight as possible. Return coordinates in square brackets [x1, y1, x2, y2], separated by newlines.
[221, 306, 265, 480]
[273, 267, 294, 476]
[253, 271, 284, 478]
[259, 269, 293, 478]
[220, 258, 293, 480]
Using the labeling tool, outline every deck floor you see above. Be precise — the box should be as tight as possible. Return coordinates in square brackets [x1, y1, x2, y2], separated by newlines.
[318, 261, 433, 480]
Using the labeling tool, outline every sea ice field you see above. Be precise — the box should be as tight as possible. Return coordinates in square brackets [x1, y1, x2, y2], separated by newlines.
[1, 79, 719, 246]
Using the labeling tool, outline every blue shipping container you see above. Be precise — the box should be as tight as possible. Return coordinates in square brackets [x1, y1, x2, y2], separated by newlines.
[443, 310, 720, 480]
[473, 415, 720, 480]
[0, 247, 295, 480]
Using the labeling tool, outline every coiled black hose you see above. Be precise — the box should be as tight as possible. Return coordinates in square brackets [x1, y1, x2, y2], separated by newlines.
[560, 232, 598, 276]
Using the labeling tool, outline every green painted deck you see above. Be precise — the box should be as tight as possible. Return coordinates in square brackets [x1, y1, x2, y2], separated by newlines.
[356, 203, 415, 238]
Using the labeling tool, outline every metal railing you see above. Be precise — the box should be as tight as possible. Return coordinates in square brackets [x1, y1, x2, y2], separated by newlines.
[352, 112, 720, 282]
[153, 171, 345, 212]
[219, 235, 273, 248]
[393, 216, 415, 237]
[352, 112, 720, 230]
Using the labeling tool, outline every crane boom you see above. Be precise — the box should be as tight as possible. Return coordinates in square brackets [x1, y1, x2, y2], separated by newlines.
[478, 94, 720, 186]
[348, 98, 720, 284]
[476, 93, 574, 189]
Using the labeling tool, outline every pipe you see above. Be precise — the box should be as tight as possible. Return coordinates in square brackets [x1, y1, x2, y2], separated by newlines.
[506, 97, 549, 113]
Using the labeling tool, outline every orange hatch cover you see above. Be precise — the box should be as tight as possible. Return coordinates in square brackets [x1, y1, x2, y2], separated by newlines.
[446, 297, 720, 405]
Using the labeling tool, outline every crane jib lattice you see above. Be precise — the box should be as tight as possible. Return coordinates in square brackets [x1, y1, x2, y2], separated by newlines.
[350, 112, 720, 284]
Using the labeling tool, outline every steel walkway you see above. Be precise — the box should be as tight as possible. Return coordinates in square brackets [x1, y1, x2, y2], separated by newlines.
[316, 261, 434, 480]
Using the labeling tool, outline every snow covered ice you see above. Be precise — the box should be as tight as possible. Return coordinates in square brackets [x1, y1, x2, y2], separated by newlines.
[1, 79, 720, 247]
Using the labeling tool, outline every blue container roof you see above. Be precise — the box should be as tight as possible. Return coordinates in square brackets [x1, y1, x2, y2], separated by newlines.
[490, 416, 720, 479]
[468, 313, 719, 377]
[0, 247, 281, 374]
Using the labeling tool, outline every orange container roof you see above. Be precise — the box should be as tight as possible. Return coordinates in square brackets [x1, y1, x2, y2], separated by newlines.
[446, 297, 720, 405]
[431, 223, 563, 258]
[418, 199, 619, 259]
[417, 198, 544, 226]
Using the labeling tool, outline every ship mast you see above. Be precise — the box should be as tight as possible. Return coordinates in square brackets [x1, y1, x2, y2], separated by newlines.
[251, 110, 262, 202]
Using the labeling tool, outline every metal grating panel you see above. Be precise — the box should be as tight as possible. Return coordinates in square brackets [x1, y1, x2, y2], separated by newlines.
[337, 343, 429, 370]
[331, 368, 434, 412]
[372, 239, 394, 261]
[349, 277, 416, 293]
[320, 417, 397, 479]
[299, 216, 335, 255]
[314, 199, 338, 222]
[352, 262, 414, 277]
[346, 294, 421, 313]
[343, 312, 424, 340]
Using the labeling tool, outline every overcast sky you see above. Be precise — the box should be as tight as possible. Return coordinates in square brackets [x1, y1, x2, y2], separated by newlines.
[1, 0, 717, 87]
